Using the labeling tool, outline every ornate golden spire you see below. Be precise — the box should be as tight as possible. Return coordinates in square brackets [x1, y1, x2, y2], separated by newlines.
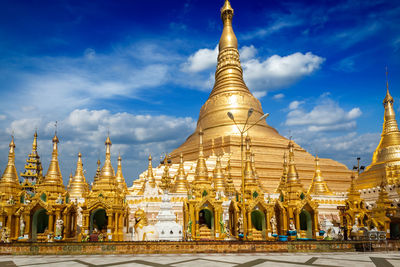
[213, 156, 226, 192]
[195, 129, 209, 183]
[285, 140, 304, 201]
[68, 152, 89, 198]
[160, 154, 172, 192]
[172, 0, 281, 156]
[1, 136, 19, 183]
[99, 135, 116, 184]
[173, 153, 189, 193]
[347, 172, 361, 201]
[116, 154, 128, 193]
[224, 159, 236, 195]
[32, 130, 38, 154]
[243, 136, 256, 185]
[287, 140, 300, 184]
[251, 152, 263, 190]
[44, 133, 63, 184]
[219, 0, 237, 50]
[94, 159, 101, 183]
[0, 136, 21, 200]
[307, 155, 332, 195]
[372, 69, 400, 164]
[146, 155, 156, 187]
[275, 152, 288, 193]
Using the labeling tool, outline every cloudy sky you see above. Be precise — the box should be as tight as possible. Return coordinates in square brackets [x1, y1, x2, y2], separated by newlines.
[0, 0, 399, 186]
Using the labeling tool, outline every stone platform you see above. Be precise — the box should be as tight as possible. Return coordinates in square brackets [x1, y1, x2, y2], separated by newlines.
[0, 240, 399, 255]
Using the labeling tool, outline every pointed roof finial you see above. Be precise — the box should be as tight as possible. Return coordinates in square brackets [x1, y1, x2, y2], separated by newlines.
[219, 0, 238, 51]
[384, 66, 394, 104]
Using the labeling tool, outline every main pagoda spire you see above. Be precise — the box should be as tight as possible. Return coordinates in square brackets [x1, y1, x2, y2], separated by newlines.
[172, 0, 281, 156]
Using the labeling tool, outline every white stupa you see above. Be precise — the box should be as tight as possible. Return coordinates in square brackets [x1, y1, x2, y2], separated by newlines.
[154, 191, 183, 241]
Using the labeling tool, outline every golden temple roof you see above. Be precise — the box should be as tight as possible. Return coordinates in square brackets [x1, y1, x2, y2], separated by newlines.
[172, 153, 188, 193]
[307, 155, 333, 195]
[37, 133, 65, 198]
[1, 136, 19, 183]
[44, 133, 63, 185]
[68, 152, 89, 199]
[91, 136, 118, 193]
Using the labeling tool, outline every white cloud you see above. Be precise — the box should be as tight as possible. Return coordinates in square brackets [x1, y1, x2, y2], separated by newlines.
[288, 100, 304, 110]
[181, 45, 218, 72]
[285, 96, 361, 132]
[239, 45, 257, 61]
[272, 93, 285, 100]
[243, 52, 325, 94]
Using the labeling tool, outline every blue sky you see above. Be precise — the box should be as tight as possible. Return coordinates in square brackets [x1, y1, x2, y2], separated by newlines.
[0, 0, 399, 187]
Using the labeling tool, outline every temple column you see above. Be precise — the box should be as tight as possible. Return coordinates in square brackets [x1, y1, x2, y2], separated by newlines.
[194, 207, 199, 240]
[313, 211, 319, 238]
[247, 210, 252, 240]
[265, 210, 270, 239]
[14, 215, 20, 239]
[114, 212, 118, 241]
[25, 213, 30, 236]
[48, 212, 54, 234]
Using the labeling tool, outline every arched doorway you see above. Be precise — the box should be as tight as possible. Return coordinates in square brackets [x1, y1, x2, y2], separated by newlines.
[199, 209, 213, 230]
[300, 209, 312, 238]
[251, 210, 266, 239]
[228, 203, 238, 237]
[32, 208, 49, 242]
[251, 210, 265, 231]
[90, 209, 108, 234]
[390, 218, 400, 239]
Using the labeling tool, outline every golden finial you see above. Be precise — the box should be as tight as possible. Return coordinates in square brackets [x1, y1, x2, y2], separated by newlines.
[286, 140, 299, 183]
[32, 130, 38, 152]
[219, 0, 238, 51]
[116, 153, 127, 193]
[147, 154, 156, 187]
[384, 66, 394, 105]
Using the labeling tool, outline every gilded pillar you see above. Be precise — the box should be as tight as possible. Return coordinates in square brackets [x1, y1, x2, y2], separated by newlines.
[14, 215, 19, 239]
[25, 213, 30, 236]
[48, 213, 54, 233]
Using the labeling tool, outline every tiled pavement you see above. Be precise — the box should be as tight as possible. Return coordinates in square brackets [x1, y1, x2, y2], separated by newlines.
[0, 252, 399, 267]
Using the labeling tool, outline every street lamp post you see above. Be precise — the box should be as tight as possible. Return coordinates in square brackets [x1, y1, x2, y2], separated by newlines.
[227, 108, 269, 240]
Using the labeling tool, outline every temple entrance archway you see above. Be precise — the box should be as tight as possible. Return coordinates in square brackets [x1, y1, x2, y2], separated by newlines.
[251, 210, 265, 231]
[251, 209, 266, 239]
[199, 209, 213, 229]
[390, 218, 400, 239]
[90, 209, 108, 234]
[31, 208, 48, 242]
[300, 209, 312, 238]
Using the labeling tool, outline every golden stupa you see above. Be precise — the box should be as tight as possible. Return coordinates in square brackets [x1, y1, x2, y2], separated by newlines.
[170, 0, 351, 192]
[357, 76, 400, 189]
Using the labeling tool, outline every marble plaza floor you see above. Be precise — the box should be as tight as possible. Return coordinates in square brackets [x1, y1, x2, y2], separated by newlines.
[0, 252, 400, 267]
